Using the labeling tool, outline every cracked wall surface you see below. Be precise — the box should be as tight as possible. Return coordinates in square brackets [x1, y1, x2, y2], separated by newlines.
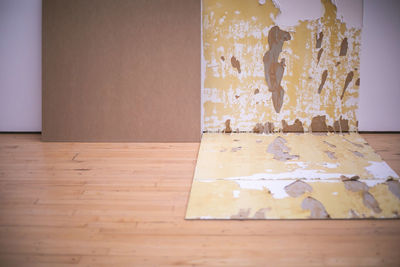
[186, 133, 400, 219]
[202, 0, 361, 132]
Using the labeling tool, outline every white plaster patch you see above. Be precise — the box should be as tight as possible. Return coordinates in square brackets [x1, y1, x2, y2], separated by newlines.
[365, 161, 399, 179]
[335, 0, 363, 28]
[323, 163, 339, 169]
[285, 161, 309, 168]
[272, 0, 324, 28]
[234, 180, 292, 199]
[363, 179, 385, 188]
[233, 190, 240, 198]
[200, 216, 215, 219]
[217, 169, 358, 180]
[332, 192, 338, 195]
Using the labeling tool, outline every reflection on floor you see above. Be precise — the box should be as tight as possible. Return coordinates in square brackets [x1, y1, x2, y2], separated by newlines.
[186, 133, 400, 219]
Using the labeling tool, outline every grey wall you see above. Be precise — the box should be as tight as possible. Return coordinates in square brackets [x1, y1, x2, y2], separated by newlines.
[0, 0, 42, 131]
[0, 0, 399, 132]
[358, 0, 400, 131]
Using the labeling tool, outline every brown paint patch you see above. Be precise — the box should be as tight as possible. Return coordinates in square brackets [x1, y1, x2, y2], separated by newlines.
[264, 122, 274, 133]
[387, 179, 400, 200]
[355, 78, 360, 86]
[231, 56, 241, 73]
[253, 122, 274, 134]
[301, 197, 330, 219]
[335, 61, 341, 66]
[317, 48, 323, 65]
[263, 26, 291, 113]
[316, 31, 323, 49]
[362, 192, 382, 213]
[317, 70, 328, 94]
[253, 123, 264, 133]
[343, 180, 369, 193]
[350, 150, 364, 158]
[324, 150, 337, 160]
[311, 115, 328, 132]
[339, 37, 348, 56]
[267, 136, 299, 161]
[340, 175, 360, 181]
[333, 116, 349, 132]
[223, 119, 232, 133]
[349, 209, 360, 218]
[341, 177, 384, 215]
[220, 56, 225, 61]
[235, 95, 240, 99]
[323, 140, 336, 148]
[282, 119, 304, 132]
[254, 88, 259, 94]
[284, 180, 313, 197]
[231, 208, 250, 219]
[253, 208, 270, 219]
[341, 71, 354, 100]
[344, 138, 363, 148]
[231, 146, 242, 152]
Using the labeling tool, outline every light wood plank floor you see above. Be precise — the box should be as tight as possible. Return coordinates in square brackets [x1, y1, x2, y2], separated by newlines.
[0, 133, 399, 266]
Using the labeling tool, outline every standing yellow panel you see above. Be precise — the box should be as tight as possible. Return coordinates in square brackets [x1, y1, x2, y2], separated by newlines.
[202, 0, 361, 132]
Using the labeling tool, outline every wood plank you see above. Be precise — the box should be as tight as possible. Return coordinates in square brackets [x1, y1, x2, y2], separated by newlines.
[0, 133, 399, 266]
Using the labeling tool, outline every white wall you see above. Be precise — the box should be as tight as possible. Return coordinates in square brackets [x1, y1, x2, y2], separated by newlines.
[0, 0, 41, 131]
[358, 0, 400, 131]
[0, 0, 399, 132]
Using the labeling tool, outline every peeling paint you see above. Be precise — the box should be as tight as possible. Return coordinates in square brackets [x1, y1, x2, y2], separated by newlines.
[311, 115, 328, 132]
[316, 31, 323, 48]
[223, 119, 232, 133]
[317, 70, 328, 94]
[231, 208, 251, 219]
[253, 208, 270, 218]
[387, 179, 400, 200]
[263, 26, 291, 113]
[341, 71, 354, 100]
[362, 192, 382, 213]
[284, 180, 313, 197]
[301, 197, 330, 218]
[339, 37, 348, 56]
[343, 180, 369, 192]
[324, 150, 337, 159]
[231, 56, 241, 73]
[267, 136, 299, 161]
[323, 140, 336, 148]
[202, 0, 362, 132]
[282, 119, 304, 132]
[186, 133, 400, 220]
[350, 150, 364, 158]
[317, 48, 324, 64]
[253, 122, 274, 133]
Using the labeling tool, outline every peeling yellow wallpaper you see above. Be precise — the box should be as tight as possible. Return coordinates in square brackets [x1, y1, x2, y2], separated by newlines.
[202, 0, 361, 132]
[186, 133, 400, 219]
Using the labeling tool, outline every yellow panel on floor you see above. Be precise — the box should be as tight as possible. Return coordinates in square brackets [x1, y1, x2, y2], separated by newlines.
[186, 133, 400, 219]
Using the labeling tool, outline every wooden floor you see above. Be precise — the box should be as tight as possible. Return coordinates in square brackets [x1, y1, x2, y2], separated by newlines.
[0, 133, 399, 266]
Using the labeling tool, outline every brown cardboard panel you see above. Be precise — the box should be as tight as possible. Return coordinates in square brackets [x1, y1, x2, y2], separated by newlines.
[42, 0, 200, 142]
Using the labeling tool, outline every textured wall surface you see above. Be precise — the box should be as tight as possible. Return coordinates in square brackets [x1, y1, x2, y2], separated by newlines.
[202, 0, 362, 133]
[43, 0, 200, 141]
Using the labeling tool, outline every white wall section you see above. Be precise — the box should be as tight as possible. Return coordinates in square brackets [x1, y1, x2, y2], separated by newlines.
[0, 0, 42, 131]
[358, 0, 400, 131]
